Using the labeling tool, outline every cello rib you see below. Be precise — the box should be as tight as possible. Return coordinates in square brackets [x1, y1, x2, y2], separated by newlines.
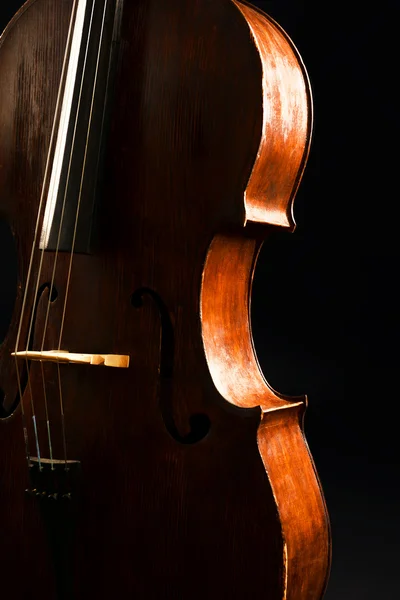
[258, 404, 331, 600]
[200, 2, 331, 598]
[233, 0, 313, 231]
[201, 234, 331, 600]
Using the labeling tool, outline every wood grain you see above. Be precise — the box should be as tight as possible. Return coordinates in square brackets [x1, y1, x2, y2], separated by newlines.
[0, 1, 330, 598]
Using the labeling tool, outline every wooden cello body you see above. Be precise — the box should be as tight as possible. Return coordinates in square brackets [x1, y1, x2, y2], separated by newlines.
[0, 0, 331, 598]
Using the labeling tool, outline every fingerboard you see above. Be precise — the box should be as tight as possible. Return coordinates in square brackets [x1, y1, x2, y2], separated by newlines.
[39, 0, 122, 253]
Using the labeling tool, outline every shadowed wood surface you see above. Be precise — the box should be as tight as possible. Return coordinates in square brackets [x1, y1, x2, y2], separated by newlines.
[0, 1, 330, 598]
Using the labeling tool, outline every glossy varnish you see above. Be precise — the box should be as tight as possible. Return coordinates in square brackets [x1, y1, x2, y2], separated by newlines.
[0, 1, 331, 598]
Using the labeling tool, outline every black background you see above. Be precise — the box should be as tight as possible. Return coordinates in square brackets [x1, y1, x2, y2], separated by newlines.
[0, 1, 398, 598]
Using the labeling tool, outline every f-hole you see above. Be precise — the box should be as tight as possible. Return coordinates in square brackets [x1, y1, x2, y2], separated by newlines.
[131, 287, 211, 444]
[0, 283, 58, 418]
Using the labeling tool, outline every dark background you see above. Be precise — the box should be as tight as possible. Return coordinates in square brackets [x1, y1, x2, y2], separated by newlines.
[0, 1, 398, 598]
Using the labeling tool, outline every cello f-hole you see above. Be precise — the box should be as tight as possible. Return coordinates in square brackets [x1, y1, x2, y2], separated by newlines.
[131, 287, 211, 444]
[0, 282, 58, 419]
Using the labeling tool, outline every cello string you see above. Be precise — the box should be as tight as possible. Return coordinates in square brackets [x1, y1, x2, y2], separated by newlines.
[22, 0, 82, 470]
[13, 0, 79, 468]
[58, 0, 109, 351]
[56, 362, 69, 470]
[40, 361, 54, 468]
[41, 0, 97, 351]
[40, 0, 98, 469]
[51, 0, 109, 472]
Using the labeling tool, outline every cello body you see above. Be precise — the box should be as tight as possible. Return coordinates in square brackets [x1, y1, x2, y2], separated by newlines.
[0, 1, 331, 598]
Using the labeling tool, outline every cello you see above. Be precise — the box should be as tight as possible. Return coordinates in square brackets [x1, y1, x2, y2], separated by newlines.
[0, 0, 331, 598]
